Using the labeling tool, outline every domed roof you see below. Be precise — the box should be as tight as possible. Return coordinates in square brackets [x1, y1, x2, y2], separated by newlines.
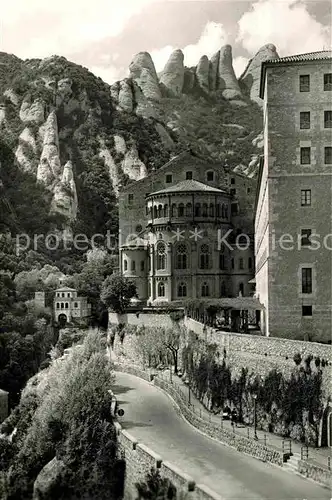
[147, 179, 226, 197]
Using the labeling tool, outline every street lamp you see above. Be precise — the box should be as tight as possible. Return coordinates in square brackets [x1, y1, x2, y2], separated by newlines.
[253, 394, 258, 440]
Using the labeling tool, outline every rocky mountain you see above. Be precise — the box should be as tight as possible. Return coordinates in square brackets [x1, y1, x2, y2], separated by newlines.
[0, 43, 279, 237]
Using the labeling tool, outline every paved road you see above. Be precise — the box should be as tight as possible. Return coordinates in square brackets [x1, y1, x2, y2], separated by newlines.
[113, 372, 330, 500]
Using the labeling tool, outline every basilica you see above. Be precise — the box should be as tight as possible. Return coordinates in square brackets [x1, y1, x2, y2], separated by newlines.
[118, 151, 256, 305]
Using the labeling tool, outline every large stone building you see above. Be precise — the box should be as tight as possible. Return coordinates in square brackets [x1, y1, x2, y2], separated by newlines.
[255, 51, 332, 341]
[119, 151, 256, 305]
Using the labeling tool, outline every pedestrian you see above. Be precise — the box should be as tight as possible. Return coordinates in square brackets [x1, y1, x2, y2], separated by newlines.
[231, 408, 238, 427]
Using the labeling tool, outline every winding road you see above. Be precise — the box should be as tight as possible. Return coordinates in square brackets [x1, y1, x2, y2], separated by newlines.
[113, 372, 330, 500]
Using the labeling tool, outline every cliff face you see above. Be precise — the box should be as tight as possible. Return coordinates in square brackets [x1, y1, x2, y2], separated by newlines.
[0, 43, 278, 235]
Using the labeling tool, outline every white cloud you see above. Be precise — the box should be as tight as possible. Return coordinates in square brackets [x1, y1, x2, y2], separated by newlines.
[237, 0, 331, 56]
[151, 22, 229, 72]
[89, 65, 128, 84]
[1, 0, 158, 59]
[233, 56, 249, 77]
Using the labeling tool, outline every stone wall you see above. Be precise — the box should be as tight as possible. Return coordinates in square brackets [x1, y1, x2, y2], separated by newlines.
[154, 377, 284, 467]
[109, 311, 180, 329]
[114, 420, 223, 500]
[185, 317, 332, 397]
[297, 459, 331, 488]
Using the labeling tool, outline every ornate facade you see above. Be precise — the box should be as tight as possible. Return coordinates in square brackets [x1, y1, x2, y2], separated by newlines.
[119, 151, 256, 305]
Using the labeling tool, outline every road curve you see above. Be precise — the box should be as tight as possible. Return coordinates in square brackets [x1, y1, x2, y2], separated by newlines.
[113, 372, 329, 500]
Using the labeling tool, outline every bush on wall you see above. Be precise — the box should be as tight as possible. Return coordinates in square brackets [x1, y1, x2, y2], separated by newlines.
[181, 340, 324, 445]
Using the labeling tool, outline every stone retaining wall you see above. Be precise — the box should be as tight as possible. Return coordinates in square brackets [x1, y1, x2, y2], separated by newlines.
[297, 459, 331, 488]
[184, 317, 332, 397]
[114, 421, 223, 500]
[154, 377, 284, 467]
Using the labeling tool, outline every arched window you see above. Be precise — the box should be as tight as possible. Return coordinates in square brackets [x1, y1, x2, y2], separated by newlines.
[178, 203, 184, 217]
[175, 243, 187, 269]
[154, 206, 158, 218]
[140, 260, 145, 272]
[156, 243, 167, 270]
[202, 203, 208, 217]
[178, 282, 187, 298]
[221, 204, 225, 218]
[157, 282, 165, 297]
[65, 303, 69, 309]
[195, 203, 201, 217]
[239, 283, 244, 296]
[225, 206, 228, 219]
[61, 303, 64, 309]
[164, 204, 168, 217]
[231, 258, 234, 269]
[216, 204, 221, 217]
[124, 259, 128, 271]
[62, 293, 65, 297]
[56, 303, 60, 309]
[239, 258, 244, 270]
[158, 204, 162, 217]
[171, 203, 177, 217]
[186, 203, 192, 217]
[199, 244, 210, 269]
[248, 257, 252, 269]
[131, 261, 136, 271]
[201, 282, 209, 297]
[209, 203, 214, 217]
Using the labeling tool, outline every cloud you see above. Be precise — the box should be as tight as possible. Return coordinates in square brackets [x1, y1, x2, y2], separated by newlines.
[1, 0, 158, 59]
[233, 56, 249, 77]
[151, 21, 229, 72]
[89, 65, 128, 84]
[237, 0, 331, 55]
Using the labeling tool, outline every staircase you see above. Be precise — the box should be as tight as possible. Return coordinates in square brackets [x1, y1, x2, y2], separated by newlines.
[284, 452, 301, 473]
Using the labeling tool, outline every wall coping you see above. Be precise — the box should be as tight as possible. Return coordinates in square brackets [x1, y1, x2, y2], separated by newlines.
[161, 460, 196, 490]
[195, 483, 225, 500]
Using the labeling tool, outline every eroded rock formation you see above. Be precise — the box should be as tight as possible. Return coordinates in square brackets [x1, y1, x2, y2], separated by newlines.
[240, 43, 279, 103]
[218, 45, 242, 100]
[159, 49, 184, 97]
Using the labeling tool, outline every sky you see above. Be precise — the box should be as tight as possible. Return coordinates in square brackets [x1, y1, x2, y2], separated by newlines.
[1, 0, 331, 83]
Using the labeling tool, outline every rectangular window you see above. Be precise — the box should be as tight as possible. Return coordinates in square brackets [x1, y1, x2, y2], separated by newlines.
[219, 254, 225, 270]
[300, 111, 310, 129]
[325, 147, 332, 164]
[300, 147, 311, 164]
[165, 174, 172, 183]
[131, 261, 136, 271]
[324, 110, 332, 128]
[324, 73, 332, 91]
[300, 229, 312, 247]
[128, 193, 134, 204]
[302, 305, 312, 317]
[206, 171, 214, 182]
[230, 188, 236, 196]
[186, 171, 193, 180]
[239, 258, 244, 270]
[301, 189, 311, 206]
[231, 178, 235, 185]
[299, 75, 310, 92]
[140, 261, 145, 272]
[302, 268, 312, 294]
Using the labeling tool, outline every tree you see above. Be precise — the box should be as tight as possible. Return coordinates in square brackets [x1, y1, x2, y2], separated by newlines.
[135, 469, 177, 500]
[161, 327, 182, 374]
[101, 273, 137, 314]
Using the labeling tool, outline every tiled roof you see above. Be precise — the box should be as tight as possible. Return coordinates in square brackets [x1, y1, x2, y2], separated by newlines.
[260, 50, 332, 99]
[147, 179, 226, 196]
[55, 286, 76, 292]
[265, 50, 332, 64]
